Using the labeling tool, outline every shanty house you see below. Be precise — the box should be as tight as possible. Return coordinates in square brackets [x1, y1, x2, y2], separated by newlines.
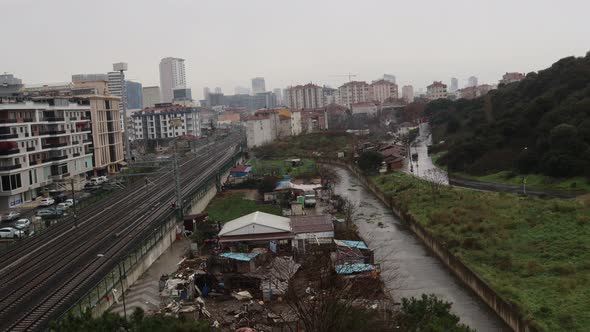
[290, 215, 335, 253]
[218, 211, 293, 253]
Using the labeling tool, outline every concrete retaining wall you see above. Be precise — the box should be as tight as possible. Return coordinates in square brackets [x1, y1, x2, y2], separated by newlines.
[319, 159, 540, 332]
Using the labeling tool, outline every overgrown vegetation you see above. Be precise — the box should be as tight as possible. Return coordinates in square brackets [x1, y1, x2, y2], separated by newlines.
[252, 132, 351, 159]
[249, 158, 317, 177]
[205, 192, 281, 223]
[50, 308, 211, 332]
[373, 171, 590, 331]
[427, 54, 590, 180]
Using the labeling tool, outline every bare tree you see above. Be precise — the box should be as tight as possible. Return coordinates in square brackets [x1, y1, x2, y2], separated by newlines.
[423, 168, 447, 203]
[341, 197, 358, 230]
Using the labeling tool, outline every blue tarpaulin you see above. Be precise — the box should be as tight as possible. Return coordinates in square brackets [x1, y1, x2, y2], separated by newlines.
[334, 240, 369, 250]
[335, 263, 375, 275]
[219, 252, 259, 262]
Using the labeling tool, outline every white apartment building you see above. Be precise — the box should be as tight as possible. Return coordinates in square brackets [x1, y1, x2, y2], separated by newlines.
[132, 105, 201, 141]
[338, 81, 370, 106]
[402, 85, 414, 103]
[159, 57, 186, 103]
[291, 111, 302, 136]
[251, 77, 266, 94]
[369, 80, 398, 103]
[285, 84, 324, 110]
[142, 86, 161, 108]
[426, 81, 448, 100]
[0, 100, 94, 210]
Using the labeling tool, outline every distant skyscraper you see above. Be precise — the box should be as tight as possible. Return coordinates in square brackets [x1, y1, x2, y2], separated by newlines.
[173, 87, 192, 101]
[468, 76, 478, 87]
[126, 81, 143, 109]
[402, 85, 414, 103]
[383, 74, 396, 84]
[251, 77, 266, 94]
[159, 57, 186, 103]
[203, 87, 210, 100]
[107, 71, 126, 108]
[142, 86, 161, 108]
[273, 88, 283, 105]
[214, 87, 222, 94]
[450, 77, 459, 92]
[235, 86, 250, 95]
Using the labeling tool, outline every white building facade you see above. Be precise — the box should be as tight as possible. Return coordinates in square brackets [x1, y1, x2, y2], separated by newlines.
[159, 57, 186, 103]
[426, 81, 448, 100]
[0, 101, 94, 210]
[285, 84, 324, 110]
[132, 105, 200, 141]
[369, 80, 398, 103]
[338, 81, 370, 106]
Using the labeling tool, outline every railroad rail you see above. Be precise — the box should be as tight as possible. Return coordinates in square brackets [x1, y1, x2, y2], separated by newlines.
[0, 135, 243, 331]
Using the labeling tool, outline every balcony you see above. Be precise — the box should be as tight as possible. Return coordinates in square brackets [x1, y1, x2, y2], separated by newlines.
[39, 130, 67, 136]
[72, 152, 81, 157]
[42, 155, 68, 163]
[26, 146, 36, 152]
[0, 119, 17, 124]
[50, 172, 70, 180]
[41, 142, 68, 149]
[83, 138, 92, 143]
[0, 149, 20, 156]
[0, 133, 18, 139]
[0, 164, 21, 171]
[42, 117, 65, 122]
[69, 117, 78, 121]
[80, 116, 91, 120]
[23, 118, 34, 123]
[72, 141, 79, 145]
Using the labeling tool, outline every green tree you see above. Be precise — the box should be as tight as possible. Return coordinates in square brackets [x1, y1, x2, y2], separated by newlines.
[358, 151, 384, 173]
[396, 294, 475, 332]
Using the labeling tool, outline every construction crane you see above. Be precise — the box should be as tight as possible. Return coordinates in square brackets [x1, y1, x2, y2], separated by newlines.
[331, 73, 358, 82]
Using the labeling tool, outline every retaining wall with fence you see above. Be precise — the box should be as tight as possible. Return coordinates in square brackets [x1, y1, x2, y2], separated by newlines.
[318, 158, 540, 332]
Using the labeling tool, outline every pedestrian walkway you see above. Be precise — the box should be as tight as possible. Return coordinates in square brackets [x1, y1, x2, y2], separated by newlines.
[111, 238, 190, 316]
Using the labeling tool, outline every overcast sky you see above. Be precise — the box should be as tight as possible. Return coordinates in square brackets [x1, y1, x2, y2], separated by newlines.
[2, 0, 588, 98]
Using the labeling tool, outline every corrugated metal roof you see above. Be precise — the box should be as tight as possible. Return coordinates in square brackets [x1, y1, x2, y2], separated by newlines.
[334, 239, 369, 250]
[335, 263, 375, 275]
[290, 215, 333, 234]
[219, 252, 259, 262]
[219, 211, 291, 236]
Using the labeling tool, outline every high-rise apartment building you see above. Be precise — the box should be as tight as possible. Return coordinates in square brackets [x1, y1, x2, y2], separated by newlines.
[426, 81, 448, 100]
[142, 86, 161, 108]
[0, 74, 24, 98]
[126, 81, 143, 109]
[214, 87, 222, 94]
[107, 71, 124, 101]
[322, 87, 338, 105]
[173, 88, 192, 101]
[273, 88, 283, 105]
[338, 81, 370, 106]
[251, 77, 266, 94]
[285, 84, 324, 110]
[450, 77, 459, 92]
[234, 86, 250, 95]
[159, 57, 186, 103]
[0, 99, 94, 209]
[402, 85, 414, 103]
[369, 80, 398, 103]
[467, 76, 478, 87]
[383, 74, 396, 84]
[132, 104, 200, 141]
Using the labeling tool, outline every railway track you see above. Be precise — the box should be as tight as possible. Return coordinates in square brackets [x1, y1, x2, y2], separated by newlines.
[0, 137, 241, 331]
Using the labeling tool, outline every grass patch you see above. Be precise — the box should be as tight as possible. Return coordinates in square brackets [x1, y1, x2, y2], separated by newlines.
[249, 158, 316, 177]
[453, 170, 590, 193]
[206, 192, 281, 223]
[372, 171, 590, 331]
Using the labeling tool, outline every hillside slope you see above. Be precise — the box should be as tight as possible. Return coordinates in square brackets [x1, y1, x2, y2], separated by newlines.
[427, 53, 590, 180]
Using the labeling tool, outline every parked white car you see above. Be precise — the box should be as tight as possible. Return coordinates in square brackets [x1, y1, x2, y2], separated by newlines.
[1, 211, 20, 222]
[64, 199, 78, 207]
[14, 219, 31, 230]
[56, 203, 69, 210]
[39, 198, 55, 207]
[0, 227, 24, 239]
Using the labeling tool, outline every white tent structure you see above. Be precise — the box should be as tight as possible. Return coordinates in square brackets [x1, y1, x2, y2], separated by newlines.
[219, 211, 293, 243]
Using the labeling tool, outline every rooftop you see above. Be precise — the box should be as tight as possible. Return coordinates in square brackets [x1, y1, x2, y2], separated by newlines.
[290, 215, 333, 234]
[219, 211, 291, 237]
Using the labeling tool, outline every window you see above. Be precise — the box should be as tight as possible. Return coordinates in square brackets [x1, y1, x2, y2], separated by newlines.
[1, 176, 9, 191]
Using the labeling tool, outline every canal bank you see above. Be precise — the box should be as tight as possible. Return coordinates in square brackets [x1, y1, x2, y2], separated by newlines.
[332, 166, 509, 332]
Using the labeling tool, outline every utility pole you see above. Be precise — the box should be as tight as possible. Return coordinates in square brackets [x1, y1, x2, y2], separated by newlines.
[71, 178, 78, 228]
[117, 262, 128, 320]
[114, 62, 131, 163]
[173, 156, 182, 218]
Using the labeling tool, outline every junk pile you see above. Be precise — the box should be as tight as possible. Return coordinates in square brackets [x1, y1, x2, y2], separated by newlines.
[156, 256, 298, 331]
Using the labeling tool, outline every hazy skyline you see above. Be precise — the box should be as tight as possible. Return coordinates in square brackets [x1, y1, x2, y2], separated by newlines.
[2, 0, 588, 99]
